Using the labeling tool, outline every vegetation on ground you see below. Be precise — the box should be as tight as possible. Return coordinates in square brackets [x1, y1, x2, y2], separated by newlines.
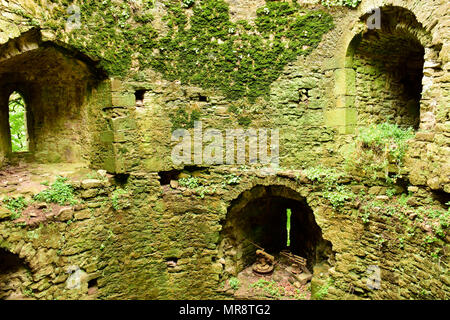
[34, 176, 78, 205]
[2, 196, 27, 220]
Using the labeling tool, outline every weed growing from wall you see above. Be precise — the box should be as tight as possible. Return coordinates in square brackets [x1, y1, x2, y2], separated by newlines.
[345, 122, 415, 184]
[321, 0, 361, 8]
[304, 166, 355, 208]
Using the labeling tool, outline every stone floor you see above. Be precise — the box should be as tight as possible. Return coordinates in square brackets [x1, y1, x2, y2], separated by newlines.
[221, 256, 313, 300]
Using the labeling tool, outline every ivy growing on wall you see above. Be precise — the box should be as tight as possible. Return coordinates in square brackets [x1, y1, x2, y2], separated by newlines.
[152, 0, 334, 102]
[42, 0, 334, 103]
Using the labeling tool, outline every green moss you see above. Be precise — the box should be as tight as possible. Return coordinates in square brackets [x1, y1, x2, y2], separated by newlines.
[237, 116, 252, 127]
[111, 188, 130, 211]
[152, 0, 334, 102]
[169, 108, 202, 130]
[40, 0, 333, 102]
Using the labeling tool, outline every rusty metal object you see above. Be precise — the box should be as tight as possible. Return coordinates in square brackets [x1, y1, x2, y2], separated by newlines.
[280, 250, 307, 267]
[252, 249, 275, 275]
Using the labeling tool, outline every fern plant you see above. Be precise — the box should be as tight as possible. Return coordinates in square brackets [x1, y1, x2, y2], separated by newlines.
[34, 176, 78, 205]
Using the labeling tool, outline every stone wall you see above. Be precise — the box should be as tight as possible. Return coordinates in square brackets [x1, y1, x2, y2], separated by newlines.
[0, 0, 448, 300]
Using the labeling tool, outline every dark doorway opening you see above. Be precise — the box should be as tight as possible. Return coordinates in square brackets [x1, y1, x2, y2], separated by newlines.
[219, 185, 333, 275]
[0, 248, 33, 300]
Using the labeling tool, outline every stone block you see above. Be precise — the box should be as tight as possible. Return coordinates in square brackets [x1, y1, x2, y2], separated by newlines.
[415, 132, 435, 142]
[57, 207, 74, 222]
[81, 179, 103, 189]
[0, 206, 11, 219]
[74, 210, 91, 220]
[111, 78, 123, 92]
[112, 93, 135, 107]
[334, 68, 356, 96]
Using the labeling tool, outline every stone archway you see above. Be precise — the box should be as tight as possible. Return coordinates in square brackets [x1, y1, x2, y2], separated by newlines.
[218, 184, 334, 282]
[0, 248, 33, 300]
[349, 6, 431, 130]
[0, 29, 109, 167]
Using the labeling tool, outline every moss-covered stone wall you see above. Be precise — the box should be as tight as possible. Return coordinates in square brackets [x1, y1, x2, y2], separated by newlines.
[0, 0, 448, 300]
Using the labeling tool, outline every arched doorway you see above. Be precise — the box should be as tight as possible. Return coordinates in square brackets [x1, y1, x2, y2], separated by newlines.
[0, 248, 33, 300]
[330, 5, 438, 134]
[217, 185, 334, 299]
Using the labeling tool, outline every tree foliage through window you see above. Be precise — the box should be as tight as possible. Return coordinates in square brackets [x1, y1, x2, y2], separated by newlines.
[8, 92, 28, 152]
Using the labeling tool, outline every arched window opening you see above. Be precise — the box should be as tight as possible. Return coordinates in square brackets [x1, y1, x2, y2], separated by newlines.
[352, 29, 424, 129]
[341, 6, 433, 132]
[0, 30, 109, 169]
[8, 92, 29, 153]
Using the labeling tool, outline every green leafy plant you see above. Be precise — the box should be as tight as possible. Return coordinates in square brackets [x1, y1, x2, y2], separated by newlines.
[314, 278, 333, 300]
[23, 287, 35, 298]
[224, 174, 241, 185]
[323, 185, 355, 208]
[304, 166, 342, 184]
[321, 0, 361, 7]
[304, 166, 355, 209]
[346, 122, 415, 184]
[360, 200, 386, 224]
[228, 277, 240, 290]
[386, 188, 396, 197]
[250, 279, 285, 298]
[181, 0, 195, 8]
[2, 196, 27, 220]
[178, 176, 200, 189]
[34, 176, 77, 205]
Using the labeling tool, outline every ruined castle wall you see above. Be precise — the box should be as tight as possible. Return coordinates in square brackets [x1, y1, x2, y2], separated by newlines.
[0, 0, 448, 300]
